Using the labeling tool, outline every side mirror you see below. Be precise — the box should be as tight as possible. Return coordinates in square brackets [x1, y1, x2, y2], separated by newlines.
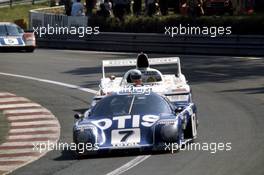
[74, 113, 84, 120]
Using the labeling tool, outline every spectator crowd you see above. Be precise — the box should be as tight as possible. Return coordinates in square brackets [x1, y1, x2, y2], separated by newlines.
[62, 0, 184, 19]
[61, 0, 256, 20]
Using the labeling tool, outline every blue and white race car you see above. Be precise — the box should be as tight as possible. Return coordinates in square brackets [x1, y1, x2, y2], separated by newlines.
[73, 88, 197, 156]
[0, 22, 36, 52]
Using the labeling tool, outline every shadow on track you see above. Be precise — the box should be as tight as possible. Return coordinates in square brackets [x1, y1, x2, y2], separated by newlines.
[63, 56, 264, 87]
[218, 86, 264, 94]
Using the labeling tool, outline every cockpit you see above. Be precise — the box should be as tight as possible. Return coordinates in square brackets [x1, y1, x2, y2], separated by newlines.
[124, 68, 163, 84]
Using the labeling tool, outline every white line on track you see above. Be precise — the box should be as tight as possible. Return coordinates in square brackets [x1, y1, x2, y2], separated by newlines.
[0, 71, 150, 175]
[106, 155, 151, 175]
[195, 70, 228, 76]
[0, 72, 98, 94]
[233, 56, 263, 60]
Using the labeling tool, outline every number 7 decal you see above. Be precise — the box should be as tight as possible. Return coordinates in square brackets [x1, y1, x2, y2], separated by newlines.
[118, 130, 134, 142]
[111, 128, 140, 145]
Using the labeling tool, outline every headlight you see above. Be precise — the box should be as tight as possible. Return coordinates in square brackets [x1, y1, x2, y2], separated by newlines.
[158, 120, 178, 125]
[157, 120, 179, 142]
[75, 124, 97, 132]
[74, 125, 97, 144]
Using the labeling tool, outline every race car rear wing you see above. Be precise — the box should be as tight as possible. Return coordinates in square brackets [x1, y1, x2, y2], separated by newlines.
[102, 57, 182, 78]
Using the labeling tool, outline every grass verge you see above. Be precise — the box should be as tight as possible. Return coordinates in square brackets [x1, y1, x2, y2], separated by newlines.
[0, 2, 49, 27]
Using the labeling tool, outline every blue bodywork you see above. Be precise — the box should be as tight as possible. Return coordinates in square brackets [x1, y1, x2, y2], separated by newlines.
[73, 92, 197, 154]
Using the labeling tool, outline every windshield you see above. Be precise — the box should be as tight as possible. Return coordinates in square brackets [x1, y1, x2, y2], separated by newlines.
[0, 25, 23, 36]
[90, 93, 172, 118]
[140, 70, 163, 83]
[0, 25, 7, 35]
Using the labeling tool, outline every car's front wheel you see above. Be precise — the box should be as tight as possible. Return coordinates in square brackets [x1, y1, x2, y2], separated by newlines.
[184, 114, 198, 140]
[25, 48, 35, 52]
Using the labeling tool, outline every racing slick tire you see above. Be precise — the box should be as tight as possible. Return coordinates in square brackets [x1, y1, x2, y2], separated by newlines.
[25, 47, 35, 53]
[74, 145, 98, 159]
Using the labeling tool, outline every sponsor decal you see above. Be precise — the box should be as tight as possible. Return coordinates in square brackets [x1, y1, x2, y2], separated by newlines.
[111, 128, 140, 146]
[117, 86, 152, 95]
[77, 115, 160, 147]
[90, 115, 160, 130]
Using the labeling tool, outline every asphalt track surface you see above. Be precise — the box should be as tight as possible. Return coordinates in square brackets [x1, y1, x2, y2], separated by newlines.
[0, 49, 263, 175]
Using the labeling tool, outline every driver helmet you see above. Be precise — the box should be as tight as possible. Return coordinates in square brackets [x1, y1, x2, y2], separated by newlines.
[130, 69, 142, 86]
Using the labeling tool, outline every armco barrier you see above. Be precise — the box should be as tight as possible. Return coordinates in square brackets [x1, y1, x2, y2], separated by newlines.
[36, 32, 264, 56]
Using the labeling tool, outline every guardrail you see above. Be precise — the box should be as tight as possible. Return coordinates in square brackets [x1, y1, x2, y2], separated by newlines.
[36, 33, 264, 56]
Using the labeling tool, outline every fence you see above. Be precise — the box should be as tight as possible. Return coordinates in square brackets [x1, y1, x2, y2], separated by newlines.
[29, 7, 88, 30]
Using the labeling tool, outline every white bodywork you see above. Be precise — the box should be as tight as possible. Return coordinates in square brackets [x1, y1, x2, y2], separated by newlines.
[94, 57, 191, 105]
